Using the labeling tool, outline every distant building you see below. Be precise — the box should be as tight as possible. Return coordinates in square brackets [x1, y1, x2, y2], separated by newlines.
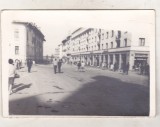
[54, 44, 64, 59]
[62, 28, 149, 70]
[62, 35, 71, 61]
[9, 21, 46, 64]
[54, 47, 60, 58]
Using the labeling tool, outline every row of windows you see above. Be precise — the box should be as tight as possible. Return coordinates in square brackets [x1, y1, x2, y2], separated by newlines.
[72, 31, 115, 45]
[15, 29, 42, 45]
[72, 34, 115, 45]
[101, 30, 115, 40]
[15, 46, 42, 55]
[72, 39, 126, 52]
[72, 42, 111, 52]
[71, 37, 145, 52]
[72, 32, 123, 46]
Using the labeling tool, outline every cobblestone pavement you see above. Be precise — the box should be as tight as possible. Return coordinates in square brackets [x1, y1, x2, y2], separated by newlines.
[9, 64, 149, 116]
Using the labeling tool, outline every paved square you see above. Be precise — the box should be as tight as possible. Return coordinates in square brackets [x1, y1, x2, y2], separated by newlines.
[9, 64, 149, 116]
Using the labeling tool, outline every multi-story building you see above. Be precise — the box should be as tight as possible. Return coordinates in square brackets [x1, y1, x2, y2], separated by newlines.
[54, 43, 64, 58]
[9, 21, 45, 64]
[62, 35, 71, 62]
[62, 28, 149, 70]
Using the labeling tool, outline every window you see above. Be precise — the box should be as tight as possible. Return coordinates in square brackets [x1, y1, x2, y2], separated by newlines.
[95, 36, 97, 42]
[111, 42, 113, 48]
[118, 31, 121, 38]
[102, 33, 104, 40]
[139, 38, 145, 46]
[32, 37, 36, 44]
[111, 30, 114, 37]
[14, 29, 19, 39]
[102, 44, 103, 49]
[124, 38, 127, 47]
[106, 32, 109, 39]
[106, 43, 108, 49]
[15, 46, 19, 55]
[116, 40, 120, 48]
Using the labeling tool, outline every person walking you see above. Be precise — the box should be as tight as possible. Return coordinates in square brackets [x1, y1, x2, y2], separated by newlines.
[140, 63, 144, 75]
[58, 59, 62, 73]
[77, 61, 81, 71]
[114, 62, 118, 71]
[53, 58, 58, 74]
[110, 63, 114, 71]
[15, 59, 20, 70]
[102, 62, 106, 70]
[27, 59, 33, 73]
[81, 61, 85, 72]
[8, 59, 17, 94]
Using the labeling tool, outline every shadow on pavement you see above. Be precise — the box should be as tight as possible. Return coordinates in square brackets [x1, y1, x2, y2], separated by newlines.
[12, 84, 23, 89]
[9, 76, 149, 116]
[13, 83, 32, 93]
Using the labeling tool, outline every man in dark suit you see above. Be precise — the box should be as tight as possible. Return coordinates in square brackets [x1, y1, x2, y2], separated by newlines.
[27, 59, 33, 73]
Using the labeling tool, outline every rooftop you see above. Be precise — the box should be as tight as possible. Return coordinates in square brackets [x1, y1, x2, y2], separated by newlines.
[12, 20, 46, 41]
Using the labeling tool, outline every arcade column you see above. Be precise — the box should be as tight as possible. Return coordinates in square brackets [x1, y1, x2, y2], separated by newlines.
[99, 54, 101, 66]
[119, 54, 122, 69]
[129, 51, 135, 70]
[108, 54, 110, 68]
[113, 54, 116, 64]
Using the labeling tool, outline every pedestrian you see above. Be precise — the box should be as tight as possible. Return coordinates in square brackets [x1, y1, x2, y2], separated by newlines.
[19, 60, 22, 69]
[58, 59, 62, 73]
[102, 62, 106, 70]
[81, 61, 85, 72]
[139, 63, 142, 75]
[126, 62, 130, 75]
[77, 61, 81, 71]
[53, 58, 58, 74]
[15, 59, 19, 70]
[114, 62, 117, 71]
[140, 63, 144, 75]
[8, 59, 17, 94]
[110, 63, 114, 71]
[27, 59, 33, 73]
[32, 60, 35, 66]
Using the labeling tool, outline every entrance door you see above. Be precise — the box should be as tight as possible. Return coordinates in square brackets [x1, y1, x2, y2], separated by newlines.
[122, 54, 126, 64]
[97, 56, 99, 66]
[115, 54, 119, 65]
[110, 54, 113, 64]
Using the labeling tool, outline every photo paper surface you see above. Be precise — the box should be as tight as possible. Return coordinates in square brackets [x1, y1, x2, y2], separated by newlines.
[1, 10, 155, 117]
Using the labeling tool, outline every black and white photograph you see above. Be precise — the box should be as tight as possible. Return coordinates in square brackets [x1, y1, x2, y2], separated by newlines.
[1, 10, 155, 116]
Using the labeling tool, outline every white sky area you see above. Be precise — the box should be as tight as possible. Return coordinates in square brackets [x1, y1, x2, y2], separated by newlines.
[2, 10, 154, 56]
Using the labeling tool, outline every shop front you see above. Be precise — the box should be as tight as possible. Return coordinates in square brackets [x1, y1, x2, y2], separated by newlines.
[134, 53, 149, 68]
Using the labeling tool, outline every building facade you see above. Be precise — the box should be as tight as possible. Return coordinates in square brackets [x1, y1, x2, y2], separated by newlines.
[62, 28, 149, 70]
[9, 21, 45, 64]
[54, 47, 60, 58]
[61, 35, 72, 61]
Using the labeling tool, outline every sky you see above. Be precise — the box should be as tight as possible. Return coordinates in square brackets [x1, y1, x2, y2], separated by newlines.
[2, 10, 155, 56]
